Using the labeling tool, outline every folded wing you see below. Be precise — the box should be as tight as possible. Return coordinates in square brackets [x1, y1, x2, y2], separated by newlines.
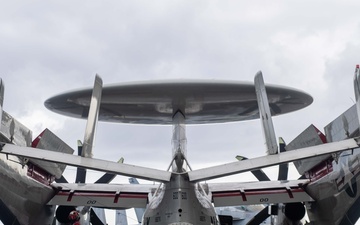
[188, 137, 360, 182]
[0, 144, 171, 183]
[49, 183, 157, 208]
[207, 180, 312, 207]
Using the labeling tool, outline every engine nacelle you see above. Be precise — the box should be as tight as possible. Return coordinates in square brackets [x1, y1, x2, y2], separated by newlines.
[55, 206, 77, 224]
[284, 202, 306, 221]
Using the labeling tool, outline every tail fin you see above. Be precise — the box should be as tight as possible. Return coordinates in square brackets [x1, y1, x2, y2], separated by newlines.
[82, 75, 103, 158]
[354, 65, 360, 127]
[254, 71, 278, 155]
[0, 79, 4, 135]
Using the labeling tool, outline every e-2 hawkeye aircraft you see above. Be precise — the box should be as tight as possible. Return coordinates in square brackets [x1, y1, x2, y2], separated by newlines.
[1, 68, 360, 225]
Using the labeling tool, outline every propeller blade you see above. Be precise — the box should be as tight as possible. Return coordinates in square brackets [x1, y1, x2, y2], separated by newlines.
[115, 210, 128, 225]
[0, 79, 4, 132]
[236, 156, 270, 181]
[75, 140, 87, 183]
[55, 175, 68, 183]
[76, 75, 103, 183]
[95, 158, 124, 184]
[89, 208, 107, 225]
[254, 71, 278, 155]
[354, 64, 360, 126]
[246, 206, 270, 225]
[82, 75, 103, 158]
[128, 177, 146, 223]
[277, 137, 289, 180]
[54, 76, 103, 223]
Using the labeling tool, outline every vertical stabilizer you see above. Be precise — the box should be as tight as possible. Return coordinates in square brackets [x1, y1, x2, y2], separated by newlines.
[354, 64, 360, 126]
[254, 71, 278, 155]
[82, 75, 103, 158]
[0, 79, 4, 132]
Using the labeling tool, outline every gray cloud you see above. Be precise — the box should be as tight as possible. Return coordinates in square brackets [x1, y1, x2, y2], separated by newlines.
[1, 1, 360, 224]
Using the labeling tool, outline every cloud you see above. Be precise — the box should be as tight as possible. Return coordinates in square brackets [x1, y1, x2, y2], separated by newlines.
[1, 1, 360, 224]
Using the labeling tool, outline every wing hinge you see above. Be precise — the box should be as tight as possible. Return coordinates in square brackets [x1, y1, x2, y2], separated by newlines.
[114, 190, 121, 203]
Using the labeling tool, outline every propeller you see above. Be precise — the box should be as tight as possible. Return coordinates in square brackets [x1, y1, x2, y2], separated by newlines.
[236, 138, 290, 225]
[277, 137, 288, 181]
[235, 155, 270, 181]
[75, 140, 86, 183]
[54, 75, 114, 225]
[54, 141, 122, 224]
[241, 72, 303, 225]
[246, 206, 271, 225]
[128, 178, 146, 224]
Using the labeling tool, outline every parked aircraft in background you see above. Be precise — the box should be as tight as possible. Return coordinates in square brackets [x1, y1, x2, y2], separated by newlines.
[0, 67, 360, 225]
[0, 111, 112, 224]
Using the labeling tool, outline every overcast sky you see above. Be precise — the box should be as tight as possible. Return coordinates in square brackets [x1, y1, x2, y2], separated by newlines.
[1, 1, 360, 224]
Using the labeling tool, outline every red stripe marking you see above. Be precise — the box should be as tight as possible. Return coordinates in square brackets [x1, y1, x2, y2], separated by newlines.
[212, 188, 305, 198]
[57, 191, 148, 199]
[286, 187, 294, 198]
[240, 189, 247, 201]
[114, 192, 120, 203]
[67, 190, 75, 202]
[31, 130, 46, 147]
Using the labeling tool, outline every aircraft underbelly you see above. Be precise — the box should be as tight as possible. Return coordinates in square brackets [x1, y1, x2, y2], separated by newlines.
[0, 154, 54, 225]
[143, 175, 218, 225]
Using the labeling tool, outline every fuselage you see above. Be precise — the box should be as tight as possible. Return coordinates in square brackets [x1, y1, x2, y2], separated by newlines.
[305, 148, 360, 225]
[142, 173, 219, 225]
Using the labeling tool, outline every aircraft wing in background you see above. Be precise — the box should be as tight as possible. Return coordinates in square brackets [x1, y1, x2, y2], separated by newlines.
[187, 137, 360, 182]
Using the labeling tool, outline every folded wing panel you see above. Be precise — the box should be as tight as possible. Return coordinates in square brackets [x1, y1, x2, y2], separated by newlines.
[208, 180, 313, 207]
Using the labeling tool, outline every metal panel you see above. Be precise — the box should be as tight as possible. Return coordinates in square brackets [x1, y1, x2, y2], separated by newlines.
[31, 129, 74, 178]
[325, 104, 359, 142]
[286, 124, 328, 175]
[0, 110, 32, 146]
